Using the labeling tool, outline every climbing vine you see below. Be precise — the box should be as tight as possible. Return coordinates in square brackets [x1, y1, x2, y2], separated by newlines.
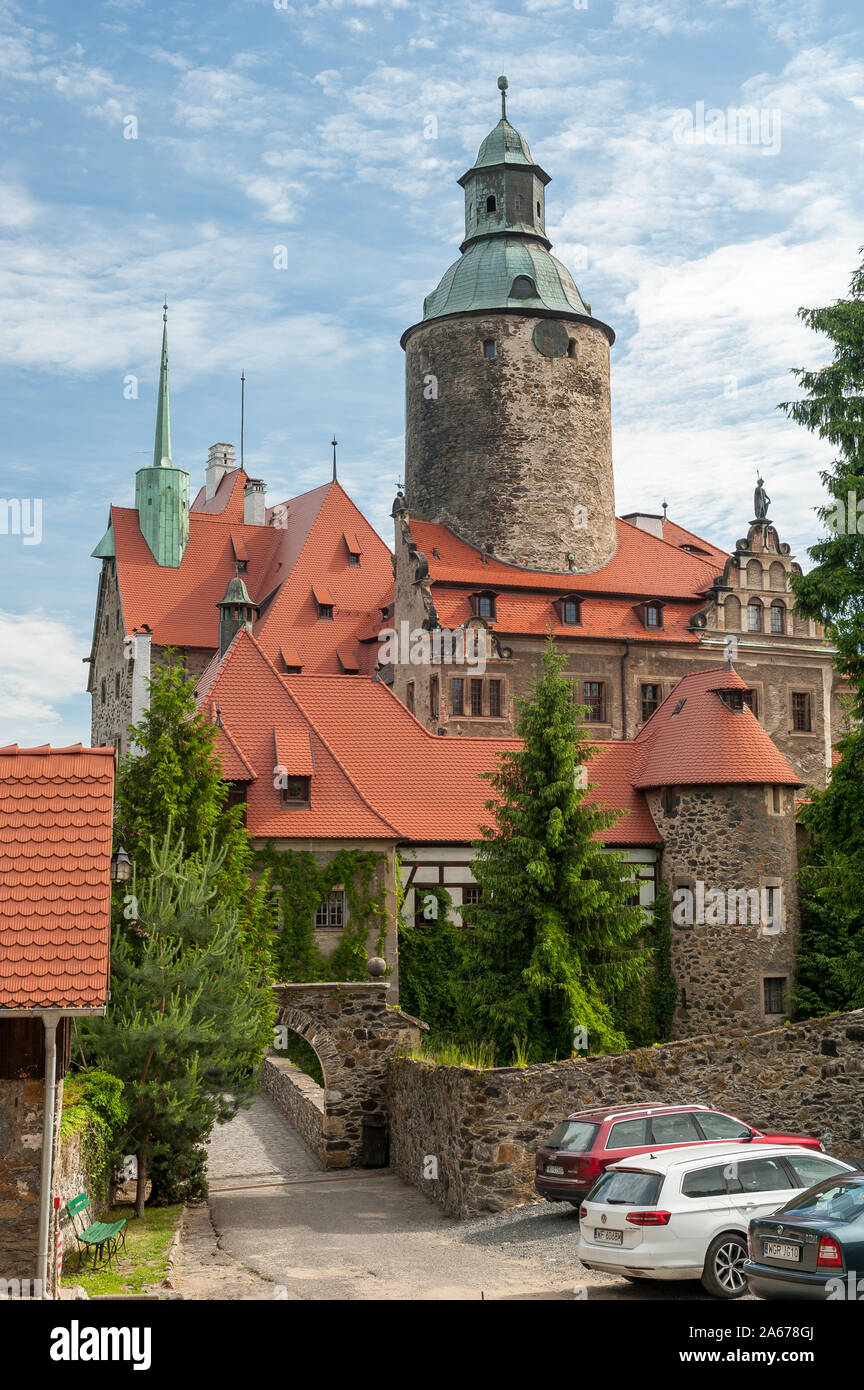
[60, 1067, 128, 1202]
[254, 843, 389, 981]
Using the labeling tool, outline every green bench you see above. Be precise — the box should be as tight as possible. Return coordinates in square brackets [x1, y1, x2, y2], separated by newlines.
[65, 1194, 127, 1270]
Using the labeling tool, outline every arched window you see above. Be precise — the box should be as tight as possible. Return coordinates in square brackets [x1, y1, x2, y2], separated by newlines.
[793, 611, 810, 637]
[746, 559, 763, 589]
[485, 195, 496, 213]
[483, 339, 495, 360]
[536, 200, 541, 215]
[510, 275, 536, 299]
[769, 561, 786, 592]
[567, 339, 578, 359]
[513, 195, 523, 212]
[724, 596, 741, 632]
[748, 600, 763, 632]
[770, 601, 785, 634]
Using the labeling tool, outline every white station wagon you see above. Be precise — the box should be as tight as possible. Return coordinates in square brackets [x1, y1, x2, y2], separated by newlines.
[576, 1142, 854, 1298]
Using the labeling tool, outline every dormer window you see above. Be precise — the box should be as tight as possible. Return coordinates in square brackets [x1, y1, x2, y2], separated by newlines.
[486, 195, 496, 213]
[510, 275, 536, 299]
[313, 583, 335, 620]
[281, 775, 310, 806]
[471, 590, 497, 620]
[317, 603, 334, 620]
[343, 530, 363, 566]
[557, 595, 582, 626]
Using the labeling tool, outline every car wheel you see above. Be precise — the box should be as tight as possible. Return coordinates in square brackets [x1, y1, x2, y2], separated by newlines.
[701, 1232, 749, 1299]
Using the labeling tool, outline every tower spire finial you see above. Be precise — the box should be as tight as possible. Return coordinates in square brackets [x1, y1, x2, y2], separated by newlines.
[497, 73, 508, 120]
[331, 435, 338, 482]
[153, 299, 172, 468]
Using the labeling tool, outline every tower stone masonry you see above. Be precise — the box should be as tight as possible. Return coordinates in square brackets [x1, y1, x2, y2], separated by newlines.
[402, 80, 618, 573]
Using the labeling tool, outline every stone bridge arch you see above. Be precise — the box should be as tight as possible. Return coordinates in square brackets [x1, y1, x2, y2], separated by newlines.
[267, 982, 425, 1168]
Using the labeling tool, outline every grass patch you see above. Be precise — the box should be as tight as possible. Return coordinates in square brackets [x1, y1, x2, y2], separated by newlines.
[401, 1037, 499, 1068]
[61, 1203, 182, 1298]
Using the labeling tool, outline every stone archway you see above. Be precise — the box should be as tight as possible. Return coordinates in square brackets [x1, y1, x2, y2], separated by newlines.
[266, 982, 425, 1168]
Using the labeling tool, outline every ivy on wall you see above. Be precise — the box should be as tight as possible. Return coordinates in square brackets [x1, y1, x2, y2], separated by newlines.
[60, 1068, 128, 1203]
[397, 881, 468, 1036]
[254, 843, 389, 982]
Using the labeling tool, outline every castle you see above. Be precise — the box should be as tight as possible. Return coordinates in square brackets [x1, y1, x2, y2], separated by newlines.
[87, 82, 846, 1037]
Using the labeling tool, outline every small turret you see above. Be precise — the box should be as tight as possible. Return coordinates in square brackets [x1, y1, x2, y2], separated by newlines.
[218, 574, 258, 656]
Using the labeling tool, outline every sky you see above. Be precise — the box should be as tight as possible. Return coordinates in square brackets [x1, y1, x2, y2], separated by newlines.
[1, 0, 863, 746]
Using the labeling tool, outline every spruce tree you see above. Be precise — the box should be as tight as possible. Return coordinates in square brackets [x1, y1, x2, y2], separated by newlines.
[82, 831, 266, 1215]
[462, 638, 649, 1061]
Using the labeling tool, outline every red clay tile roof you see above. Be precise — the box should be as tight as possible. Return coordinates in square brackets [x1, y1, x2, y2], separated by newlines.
[0, 745, 114, 1010]
[409, 516, 726, 602]
[197, 630, 659, 844]
[110, 480, 392, 672]
[631, 667, 801, 789]
[433, 588, 703, 644]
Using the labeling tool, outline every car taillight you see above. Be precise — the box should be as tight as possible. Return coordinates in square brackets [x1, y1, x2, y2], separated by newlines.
[579, 1205, 587, 1220]
[626, 1210, 671, 1226]
[817, 1236, 843, 1269]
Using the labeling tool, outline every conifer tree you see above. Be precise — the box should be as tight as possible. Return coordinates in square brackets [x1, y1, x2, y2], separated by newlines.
[462, 638, 649, 1061]
[82, 831, 265, 1215]
[779, 254, 864, 1014]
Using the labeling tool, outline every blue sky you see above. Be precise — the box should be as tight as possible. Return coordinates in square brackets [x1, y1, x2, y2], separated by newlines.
[1, 0, 863, 745]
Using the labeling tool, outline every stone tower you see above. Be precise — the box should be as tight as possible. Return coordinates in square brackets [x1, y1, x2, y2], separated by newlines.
[402, 77, 617, 573]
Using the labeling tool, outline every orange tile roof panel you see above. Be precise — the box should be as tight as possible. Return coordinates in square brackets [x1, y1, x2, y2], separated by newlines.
[0, 746, 114, 1010]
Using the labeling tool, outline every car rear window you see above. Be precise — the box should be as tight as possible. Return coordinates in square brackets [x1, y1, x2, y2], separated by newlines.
[728, 1157, 794, 1194]
[779, 1176, 864, 1223]
[544, 1120, 599, 1153]
[605, 1118, 649, 1149]
[649, 1112, 702, 1144]
[696, 1111, 750, 1141]
[588, 1169, 664, 1206]
[784, 1155, 849, 1188]
[681, 1164, 729, 1198]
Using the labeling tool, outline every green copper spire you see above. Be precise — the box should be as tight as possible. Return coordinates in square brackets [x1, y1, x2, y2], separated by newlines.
[133, 301, 189, 568]
[153, 299, 172, 468]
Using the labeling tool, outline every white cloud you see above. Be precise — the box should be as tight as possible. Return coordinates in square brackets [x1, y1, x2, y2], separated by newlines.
[0, 610, 91, 746]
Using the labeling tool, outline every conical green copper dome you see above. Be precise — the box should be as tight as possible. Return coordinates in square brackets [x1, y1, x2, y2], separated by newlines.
[423, 238, 590, 320]
[473, 117, 534, 169]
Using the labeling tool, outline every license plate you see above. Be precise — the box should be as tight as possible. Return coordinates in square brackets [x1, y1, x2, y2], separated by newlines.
[545, 1164, 565, 1175]
[764, 1241, 800, 1262]
[593, 1227, 623, 1245]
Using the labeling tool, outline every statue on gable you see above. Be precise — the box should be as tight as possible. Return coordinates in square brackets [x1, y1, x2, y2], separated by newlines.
[754, 476, 770, 521]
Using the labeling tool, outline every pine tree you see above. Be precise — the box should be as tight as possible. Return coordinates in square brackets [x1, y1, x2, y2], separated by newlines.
[82, 831, 266, 1215]
[462, 638, 650, 1061]
[779, 251, 864, 710]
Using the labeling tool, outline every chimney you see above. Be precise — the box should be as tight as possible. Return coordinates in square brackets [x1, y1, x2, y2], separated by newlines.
[621, 512, 664, 540]
[206, 443, 236, 502]
[244, 478, 266, 526]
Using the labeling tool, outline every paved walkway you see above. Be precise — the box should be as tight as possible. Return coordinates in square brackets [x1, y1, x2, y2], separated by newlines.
[173, 1092, 731, 1302]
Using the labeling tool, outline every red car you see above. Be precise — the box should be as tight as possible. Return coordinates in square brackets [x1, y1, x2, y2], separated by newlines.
[535, 1103, 822, 1206]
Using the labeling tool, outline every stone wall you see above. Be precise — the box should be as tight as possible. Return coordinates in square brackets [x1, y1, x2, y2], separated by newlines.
[0, 1078, 48, 1286]
[273, 982, 425, 1167]
[648, 783, 799, 1036]
[260, 1054, 326, 1164]
[388, 1009, 864, 1219]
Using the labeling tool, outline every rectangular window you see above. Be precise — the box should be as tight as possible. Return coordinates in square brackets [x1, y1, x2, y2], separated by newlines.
[641, 683, 660, 723]
[583, 681, 606, 722]
[281, 775, 310, 805]
[763, 976, 786, 1015]
[463, 885, 482, 905]
[487, 680, 501, 718]
[315, 891, 345, 929]
[514, 195, 523, 212]
[406, 681, 415, 715]
[430, 675, 439, 719]
[348, 552, 360, 567]
[450, 677, 464, 716]
[317, 603, 334, 620]
[470, 678, 484, 716]
[771, 785, 782, 814]
[791, 691, 812, 732]
[561, 598, 580, 625]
